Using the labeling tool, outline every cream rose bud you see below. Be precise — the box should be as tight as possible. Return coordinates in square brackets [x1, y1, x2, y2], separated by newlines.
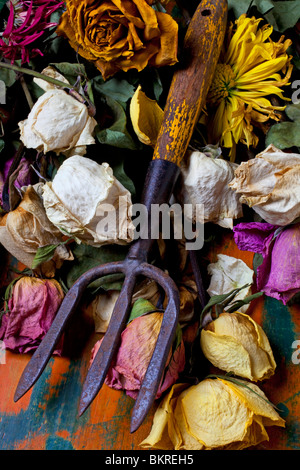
[42, 155, 134, 247]
[18, 68, 97, 156]
[200, 311, 276, 381]
[177, 150, 243, 229]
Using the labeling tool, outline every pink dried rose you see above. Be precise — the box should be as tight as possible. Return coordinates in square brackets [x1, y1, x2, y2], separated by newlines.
[233, 222, 300, 305]
[0, 275, 64, 353]
[0, 0, 64, 64]
[90, 311, 185, 400]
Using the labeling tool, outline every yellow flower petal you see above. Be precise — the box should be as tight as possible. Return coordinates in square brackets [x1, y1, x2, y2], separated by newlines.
[130, 85, 164, 147]
[219, 378, 285, 427]
[139, 383, 188, 449]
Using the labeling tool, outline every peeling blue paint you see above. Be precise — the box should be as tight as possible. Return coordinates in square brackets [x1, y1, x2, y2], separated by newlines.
[0, 357, 91, 450]
[45, 435, 74, 450]
[262, 296, 297, 365]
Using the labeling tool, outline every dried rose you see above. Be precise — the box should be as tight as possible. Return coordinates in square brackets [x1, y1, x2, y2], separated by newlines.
[200, 311, 276, 381]
[18, 68, 97, 157]
[140, 378, 285, 450]
[42, 155, 134, 247]
[90, 308, 185, 399]
[0, 184, 73, 277]
[207, 254, 254, 313]
[56, 0, 178, 80]
[177, 150, 243, 229]
[233, 221, 300, 305]
[0, 276, 64, 354]
[229, 144, 300, 226]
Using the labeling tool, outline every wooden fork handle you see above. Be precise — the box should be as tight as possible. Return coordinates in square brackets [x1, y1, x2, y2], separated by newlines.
[153, 0, 227, 167]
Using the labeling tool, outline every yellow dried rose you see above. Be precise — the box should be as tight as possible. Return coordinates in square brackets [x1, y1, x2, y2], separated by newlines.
[200, 312, 276, 381]
[56, 0, 178, 80]
[140, 378, 285, 450]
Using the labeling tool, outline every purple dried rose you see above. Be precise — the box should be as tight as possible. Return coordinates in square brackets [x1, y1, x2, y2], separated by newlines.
[0, 0, 64, 64]
[0, 275, 64, 353]
[233, 222, 300, 305]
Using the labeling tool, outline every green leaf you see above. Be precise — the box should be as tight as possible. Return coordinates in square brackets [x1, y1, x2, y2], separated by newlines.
[3, 276, 22, 313]
[253, 252, 264, 275]
[228, 0, 274, 19]
[65, 243, 128, 291]
[266, 107, 300, 150]
[200, 284, 250, 317]
[127, 298, 159, 324]
[92, 76, 135, 103]
[0, 139, 5, 153]
[31, 244, 60, 269]
[0, 0, 7, 11]
[285, 103, 300, 122]
[0, 67, 17, 88]
[226, 292, 264, 312]
[110, 155, 136, 197]
[50, 62, 86, 86]
[95, 96, 137, 150]
[228, 0, 300, 32]
[265, 1, 300, 32]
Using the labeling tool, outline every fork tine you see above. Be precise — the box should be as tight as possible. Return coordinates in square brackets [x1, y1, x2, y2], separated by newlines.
[14, 261, 124, 402]
[78, 271, 138, 416]
[129, 263, 180, 433]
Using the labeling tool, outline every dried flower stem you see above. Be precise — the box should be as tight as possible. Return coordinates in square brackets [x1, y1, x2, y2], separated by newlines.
[0, 61, 96, 115]
[0, 61, 69, 89]
[20, 76, 34, 109]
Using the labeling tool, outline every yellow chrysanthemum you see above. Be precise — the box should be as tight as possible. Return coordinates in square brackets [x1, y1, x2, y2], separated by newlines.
[206, 14, 293, 160]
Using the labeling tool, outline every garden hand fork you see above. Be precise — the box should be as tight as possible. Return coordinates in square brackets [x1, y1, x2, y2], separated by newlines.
[14, 0, 227, 433]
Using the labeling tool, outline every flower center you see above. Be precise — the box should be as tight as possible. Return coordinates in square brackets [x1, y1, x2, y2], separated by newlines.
[207, 64, 236, 106]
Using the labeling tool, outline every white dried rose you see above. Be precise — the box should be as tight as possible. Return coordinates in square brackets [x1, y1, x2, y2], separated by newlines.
[42, 155, 134, 247]
[177, 150, 243, 229]
[18, 67, 97, 156]
[229, 144, 300, 226]
[207, 254, 254, 313]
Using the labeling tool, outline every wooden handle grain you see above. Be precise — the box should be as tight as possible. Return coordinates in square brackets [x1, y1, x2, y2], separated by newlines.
[153, 0, 227, 166]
